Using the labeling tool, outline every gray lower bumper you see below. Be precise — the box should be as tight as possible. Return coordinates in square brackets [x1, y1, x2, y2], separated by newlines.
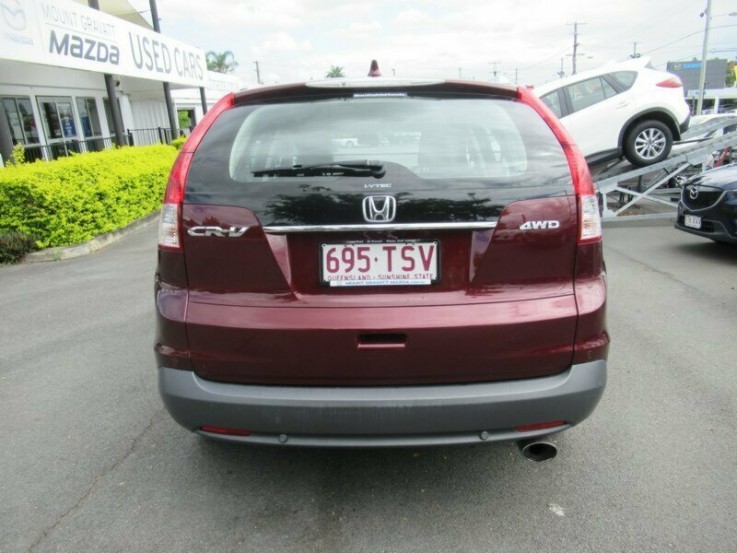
[675, 220, 737, 244]
[159, 361, 606, 447]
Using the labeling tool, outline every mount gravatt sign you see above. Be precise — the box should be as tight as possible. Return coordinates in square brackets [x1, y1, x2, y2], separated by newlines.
[0, 0, 206, 87]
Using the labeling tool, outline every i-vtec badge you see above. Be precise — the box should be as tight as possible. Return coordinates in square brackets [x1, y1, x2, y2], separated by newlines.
[188, 225, 249, 238]
[364, 182, 392, 190]
[519, 220, 561, 230]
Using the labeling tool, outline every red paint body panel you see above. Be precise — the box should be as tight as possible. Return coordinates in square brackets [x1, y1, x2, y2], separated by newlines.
[185, 296, 578, 385]
[155, 84, 608, 390]
[169, 197, 593, 386]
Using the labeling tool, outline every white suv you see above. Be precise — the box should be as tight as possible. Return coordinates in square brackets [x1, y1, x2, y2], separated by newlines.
[534, 58, 691, 167]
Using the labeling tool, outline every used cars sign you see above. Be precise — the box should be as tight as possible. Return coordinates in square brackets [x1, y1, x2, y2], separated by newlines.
[0, 0, 206, 87]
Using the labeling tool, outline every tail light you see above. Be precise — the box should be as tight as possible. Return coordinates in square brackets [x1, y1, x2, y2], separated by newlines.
[517, 87, 602, 243]
[656, 77, 682, 88]
[158, 152, 191, 250]
[157, 93, 235, 250]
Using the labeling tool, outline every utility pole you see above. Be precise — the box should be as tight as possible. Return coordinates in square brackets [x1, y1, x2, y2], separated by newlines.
[557, 58, 565, 79]
[696, 0, 712, 115]
[568, 21, 586, 75]
[514, 68, 518, 85]
[631, 42, 640, 59]
[254, 61, 263, 85]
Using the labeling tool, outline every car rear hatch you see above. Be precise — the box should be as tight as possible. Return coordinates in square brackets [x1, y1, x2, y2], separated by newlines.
[158, 81, 603, 386]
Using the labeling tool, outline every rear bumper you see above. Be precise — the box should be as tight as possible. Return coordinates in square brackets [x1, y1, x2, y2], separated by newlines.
[159, 360, 607, 447]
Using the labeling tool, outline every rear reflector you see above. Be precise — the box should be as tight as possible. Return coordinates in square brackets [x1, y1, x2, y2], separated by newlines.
[516, 420, 566, 432]
[200, 425, 252, 437]
[656, 77, 682, 88]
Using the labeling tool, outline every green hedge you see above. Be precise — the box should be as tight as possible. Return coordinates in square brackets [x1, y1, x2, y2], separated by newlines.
[0, 145, 177, 249]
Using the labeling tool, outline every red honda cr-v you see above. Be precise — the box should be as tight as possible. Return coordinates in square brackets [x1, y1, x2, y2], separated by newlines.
[155, 65, 608, 461]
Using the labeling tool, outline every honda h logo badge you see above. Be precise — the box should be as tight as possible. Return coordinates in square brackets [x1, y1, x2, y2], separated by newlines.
[362, 195, 397, 223]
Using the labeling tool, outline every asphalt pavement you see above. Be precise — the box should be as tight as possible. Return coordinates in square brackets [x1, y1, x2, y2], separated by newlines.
[1, 219, 735, 553]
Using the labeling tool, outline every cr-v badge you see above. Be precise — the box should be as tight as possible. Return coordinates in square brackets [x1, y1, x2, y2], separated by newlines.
[188, 226, 249, 237]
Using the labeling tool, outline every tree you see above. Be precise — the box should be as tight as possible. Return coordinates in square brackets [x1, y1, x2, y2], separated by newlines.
[177, 110, 191, 131]
[326, 66, 345, 78]
[206, 50, 239, 73]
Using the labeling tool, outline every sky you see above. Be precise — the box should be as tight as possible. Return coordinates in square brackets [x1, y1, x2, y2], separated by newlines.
[131, 0, 737, 87]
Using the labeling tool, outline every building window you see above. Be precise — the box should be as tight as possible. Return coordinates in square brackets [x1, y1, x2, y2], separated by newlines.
[37, 96, 80, 158]
[2, 97, 40, 145]
[3, 96, 43, 162]
[76, 97, 106, 152]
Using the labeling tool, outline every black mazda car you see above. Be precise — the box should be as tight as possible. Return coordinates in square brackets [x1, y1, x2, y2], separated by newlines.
[676, 163, 737, 244]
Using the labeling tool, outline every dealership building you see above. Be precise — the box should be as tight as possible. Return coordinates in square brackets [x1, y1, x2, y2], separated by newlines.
[0, 0, 243, 165]
[666, 59, 737, 114]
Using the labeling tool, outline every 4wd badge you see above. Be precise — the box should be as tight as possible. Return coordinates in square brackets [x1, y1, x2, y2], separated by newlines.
[519, 220, 561, 230]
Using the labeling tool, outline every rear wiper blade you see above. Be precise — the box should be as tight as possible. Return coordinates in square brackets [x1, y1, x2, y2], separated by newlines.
[252, 160, 386, 178]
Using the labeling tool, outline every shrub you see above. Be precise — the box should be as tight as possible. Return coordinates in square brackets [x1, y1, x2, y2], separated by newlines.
[10, 143, 26, 166]
[172, 135, 187, 150]
[0, 145, 177, 249]
[0, 231, 37, 263]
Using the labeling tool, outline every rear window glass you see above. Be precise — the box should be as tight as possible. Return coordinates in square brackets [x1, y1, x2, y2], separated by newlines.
[609, 71, 637, 90]
[187, 95, 571, 196]
[541, 91, 563, 118]
[568, 77, 618, 112]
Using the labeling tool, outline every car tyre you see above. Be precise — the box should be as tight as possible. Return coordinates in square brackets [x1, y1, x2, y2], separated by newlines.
[624, 120, 673, 167]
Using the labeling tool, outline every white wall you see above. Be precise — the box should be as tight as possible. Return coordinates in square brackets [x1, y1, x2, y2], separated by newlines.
[0, 58, 183, 145]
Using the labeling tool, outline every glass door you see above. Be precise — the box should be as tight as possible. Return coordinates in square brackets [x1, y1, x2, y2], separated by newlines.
[76, 97, 105, 152]
[38, 97, 80, 158]
[2, 96, 42, 162]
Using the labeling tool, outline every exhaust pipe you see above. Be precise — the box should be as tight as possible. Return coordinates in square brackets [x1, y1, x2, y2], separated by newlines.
[517, 436, 558, 462]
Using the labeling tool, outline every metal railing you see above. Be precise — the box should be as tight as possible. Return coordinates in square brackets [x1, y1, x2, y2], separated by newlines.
[14, 127, 178, 163]
[20, 136, 117, 162]
[593, 118, 737, 219]
[126, 127, 176, 147]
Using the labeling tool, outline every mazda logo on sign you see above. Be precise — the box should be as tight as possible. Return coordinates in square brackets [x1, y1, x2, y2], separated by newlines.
[689, 186, 699, 200]
[362, 195, 397, 223]
[1, 0, 26, 31]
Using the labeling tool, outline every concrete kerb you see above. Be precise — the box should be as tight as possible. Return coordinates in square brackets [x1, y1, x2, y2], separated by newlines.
[602, 212, 676, 229]
[23, 212, 159, 263]
[19, 210, 674, 263]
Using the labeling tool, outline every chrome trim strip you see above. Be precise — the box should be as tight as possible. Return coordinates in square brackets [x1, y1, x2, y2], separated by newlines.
[263, 222, 497, 234]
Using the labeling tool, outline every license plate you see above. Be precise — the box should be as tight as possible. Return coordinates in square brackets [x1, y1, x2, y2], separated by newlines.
[684, 215, 702, 229]
[320, 241, 439, 287]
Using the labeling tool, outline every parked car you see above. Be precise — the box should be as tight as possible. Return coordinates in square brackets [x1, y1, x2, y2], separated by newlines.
[534, 58, 691, 167]
[675, 163, 737, 244]
[665, 114, 737, 187]
[155, 63, 609, 460]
